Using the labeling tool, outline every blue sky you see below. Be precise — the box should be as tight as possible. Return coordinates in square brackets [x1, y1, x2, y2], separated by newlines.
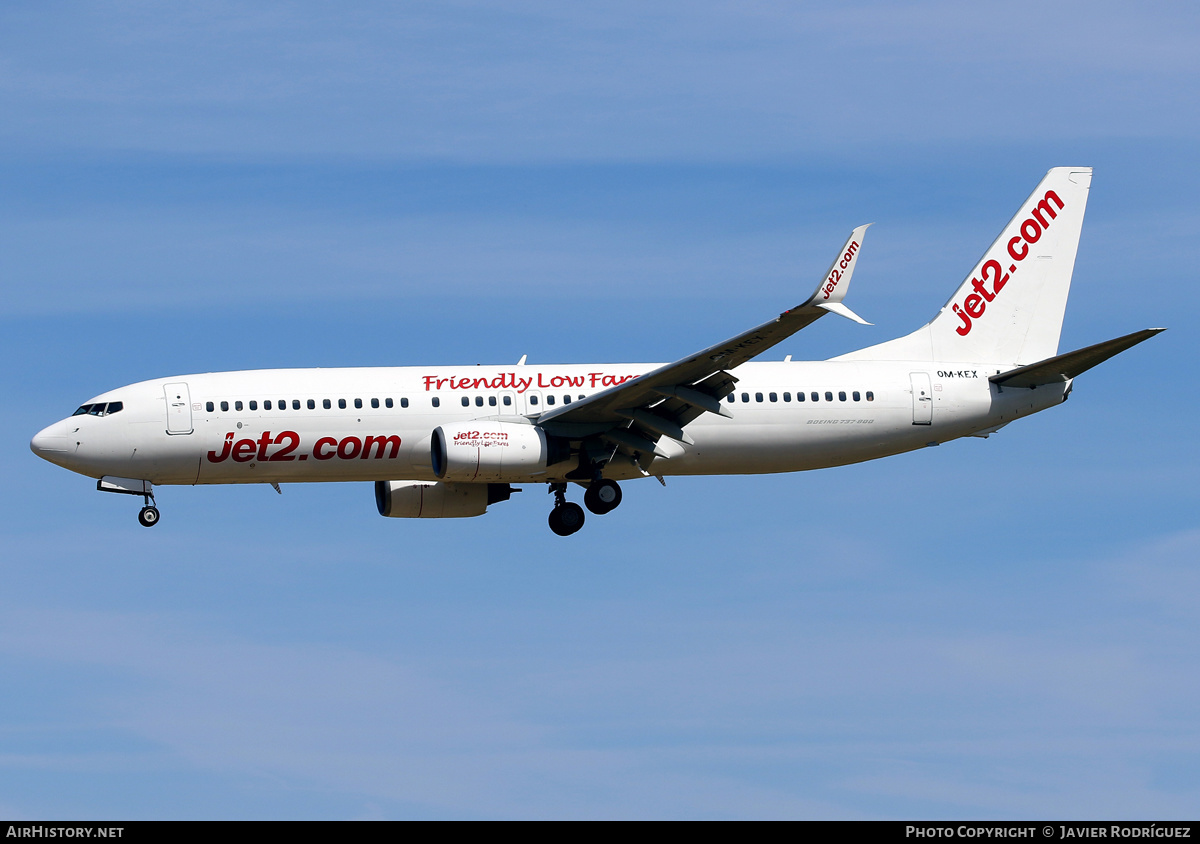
[2, 1, 1198, 819]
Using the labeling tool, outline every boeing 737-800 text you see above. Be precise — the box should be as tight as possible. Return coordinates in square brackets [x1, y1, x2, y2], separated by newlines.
[30, 168, 1161, 535]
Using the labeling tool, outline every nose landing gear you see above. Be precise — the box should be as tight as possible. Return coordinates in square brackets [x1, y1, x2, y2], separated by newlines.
[136, 487, 160, 527]
[97, 477, 161, 527]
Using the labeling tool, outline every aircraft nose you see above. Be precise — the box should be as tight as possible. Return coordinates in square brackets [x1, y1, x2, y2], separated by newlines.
[30, 421, 72, 457]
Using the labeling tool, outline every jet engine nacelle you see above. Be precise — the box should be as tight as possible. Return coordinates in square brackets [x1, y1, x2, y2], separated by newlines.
[431, 421, 554, 482]
[375, 479, 522, 518]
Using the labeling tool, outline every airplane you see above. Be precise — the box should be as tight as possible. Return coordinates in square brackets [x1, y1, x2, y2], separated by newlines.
[30, 167, 1162, 535]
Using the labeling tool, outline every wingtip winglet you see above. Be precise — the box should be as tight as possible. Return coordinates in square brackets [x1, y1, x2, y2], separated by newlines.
[818, 301, 873, 325]
[804, 224, 871, 309]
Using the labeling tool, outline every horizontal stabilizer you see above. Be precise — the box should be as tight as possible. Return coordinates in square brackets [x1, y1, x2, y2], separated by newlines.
[989, 328, 1164, 388]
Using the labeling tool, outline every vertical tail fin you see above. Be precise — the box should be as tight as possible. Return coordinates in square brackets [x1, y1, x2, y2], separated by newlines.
[838, 167, 1093, 365]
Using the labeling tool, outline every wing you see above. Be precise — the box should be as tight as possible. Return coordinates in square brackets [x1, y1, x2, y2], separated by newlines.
[536, 225, 872, 475]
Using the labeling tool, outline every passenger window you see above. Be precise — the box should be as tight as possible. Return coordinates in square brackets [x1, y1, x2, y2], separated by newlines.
[279, 399, 286, 409]
[866, 391, 875, 401]
[811, 392, 819, 402]
[741, 392, 749, 402]
[489, 396, 497, 407]
[503, 396, 512, 406]
[235, 401, 243, 411]
[371, 398, 380, 409]
[432, 397, 440, 408]
[530, 395, 539, 406]
[323, 399, 331, 409]
[475, 396, 484, 407]
[563, 395, 571, 404]
[755, 392, 763, 402]
[783, 392, 791, 402]
[264, 400, 272, 410]
[853, 391, 861, 401]
[385, 398, 393, 408]
[220, 401, 229, 412]
[401, 398, 409, 408]
[769, 392, 777, 402]
[461, 397, 469, 407]
[206, 402, 214, 412]
[249, 400, 257, 411]
[338, 399, 346, 409]
[838, 391, 846, 401]
[292, 400, 301, 410]
[306, 399, 314, 410]
[547, 395, 556, 406]
[727, 395, 735, 404]
[354, 398, 362, 409]
[825, 392, 833, 402]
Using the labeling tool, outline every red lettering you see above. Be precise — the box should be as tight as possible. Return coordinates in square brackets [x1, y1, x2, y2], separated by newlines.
[362, 435, 402, 459]
[313, 436, 337, 460]
[1007, 236, 1028, 261]
[207, 432, 233, 463]
[1031, 190, 1064, 228]
[337, 436, 362, 459]
[954, 304, 972, 336]
[232, 438, 257, 463]
[256, 431, 273, 461]
[1020, 218, 1042, 243]
[981, 259, 1008, 295]
[970, 277, 995, 303]
[964, 293, 985, 319]
[270, 430, 300, 461]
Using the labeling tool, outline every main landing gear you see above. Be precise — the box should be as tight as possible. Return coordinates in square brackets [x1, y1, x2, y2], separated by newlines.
[584, 479, 622, 515]
[547, 483, 585, 536]
[547, 478, 623, 536]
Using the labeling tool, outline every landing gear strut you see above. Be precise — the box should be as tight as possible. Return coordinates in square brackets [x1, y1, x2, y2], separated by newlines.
[547, 482, 585, 536]
[96, 477, 161, 527]
[138, 490, 160, 528]
[584, 479, 622, 515]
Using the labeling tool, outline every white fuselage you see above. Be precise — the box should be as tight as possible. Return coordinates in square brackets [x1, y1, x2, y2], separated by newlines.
[31, 360, 1067, 487]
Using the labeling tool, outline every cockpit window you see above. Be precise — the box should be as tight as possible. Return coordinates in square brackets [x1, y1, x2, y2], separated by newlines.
[74, 401, 123, 417]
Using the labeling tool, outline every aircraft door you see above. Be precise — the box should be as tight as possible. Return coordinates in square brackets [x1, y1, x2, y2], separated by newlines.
[164, 382, 194, 435]
[499, 392, 518, 415]
[910, 372, 933, 426]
